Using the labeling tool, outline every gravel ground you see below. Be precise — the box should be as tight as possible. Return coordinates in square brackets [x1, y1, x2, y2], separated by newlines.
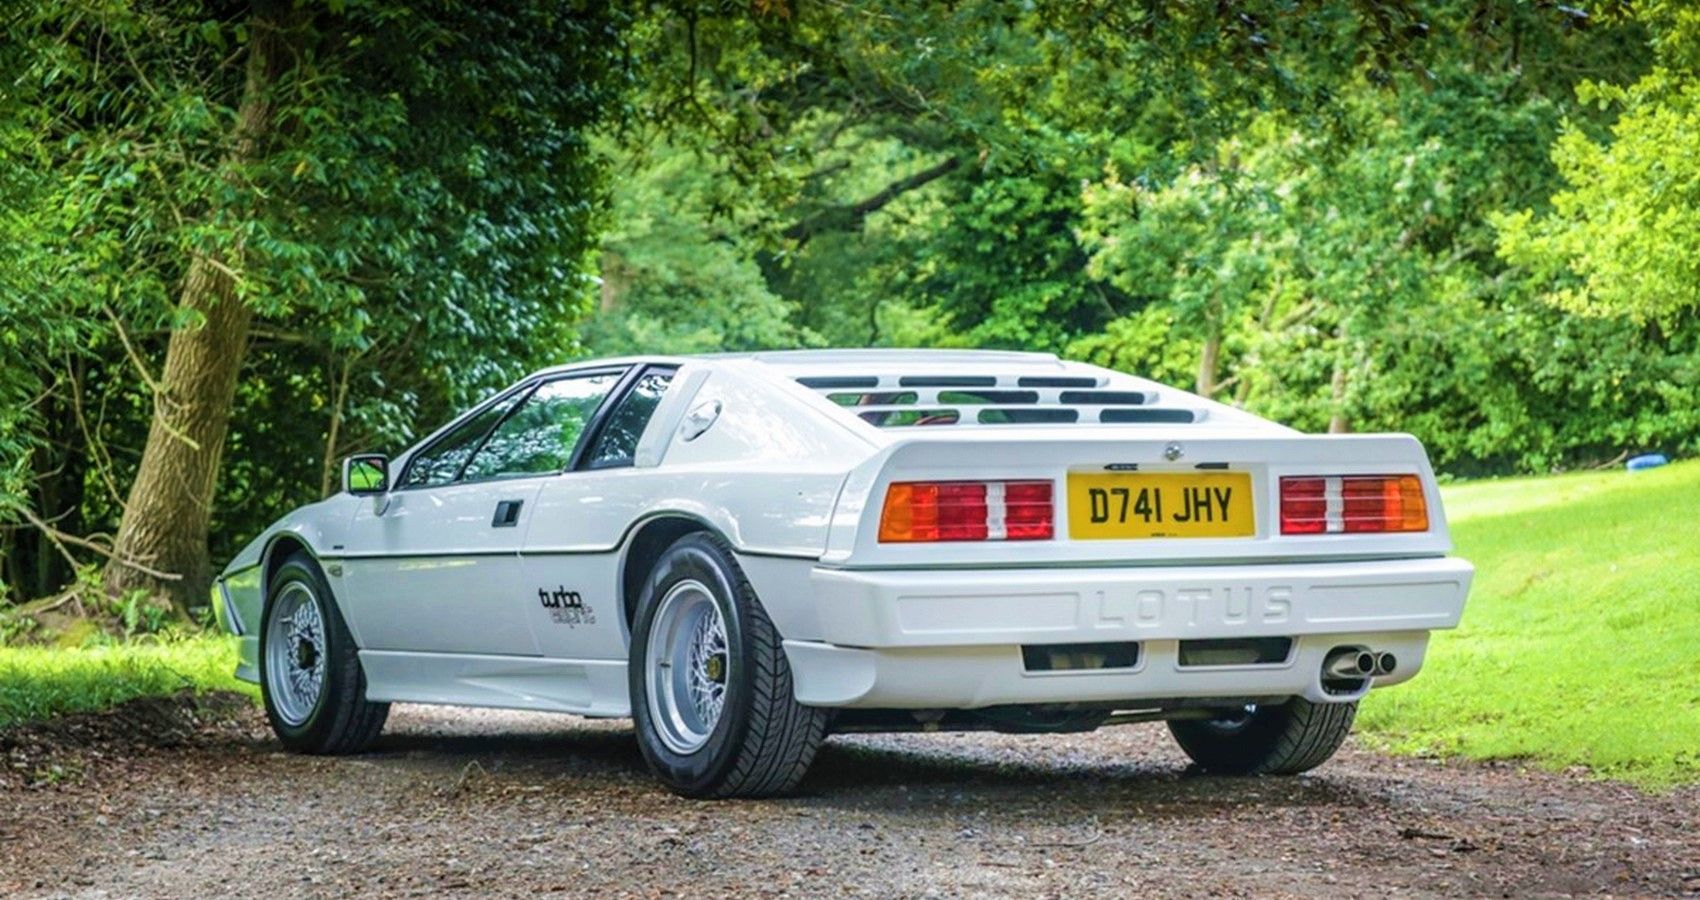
[2, 693, 1697, 898]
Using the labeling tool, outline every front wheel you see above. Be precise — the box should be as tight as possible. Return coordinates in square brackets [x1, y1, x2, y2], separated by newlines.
[629, 533, 828, 798]
[259, 553, 389, 754]
[1167, 698, 1356, 776]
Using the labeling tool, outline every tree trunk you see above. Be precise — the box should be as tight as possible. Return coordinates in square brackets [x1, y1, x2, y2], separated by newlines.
[319, 355, 352, 498]
[102, 6, 296, 613]
[102, 256, 255, 611]
[1196, 326, 1222, 399]
[1328, 321, 1352, 434]
[1328, 356, 1351, 434]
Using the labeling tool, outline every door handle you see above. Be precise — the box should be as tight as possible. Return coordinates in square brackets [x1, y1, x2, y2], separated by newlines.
[492, 499, 524, 528]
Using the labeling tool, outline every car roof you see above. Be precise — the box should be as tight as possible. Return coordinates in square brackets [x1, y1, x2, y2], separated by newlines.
[521, 348, 1079, 382]
[703, 348, 1066, 367]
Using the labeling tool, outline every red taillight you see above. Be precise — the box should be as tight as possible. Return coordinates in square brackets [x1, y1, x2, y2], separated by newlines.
[1003, 481, 1054, 540]
[1280, 475, 1428, 535]
[879, 480, 1053, 542]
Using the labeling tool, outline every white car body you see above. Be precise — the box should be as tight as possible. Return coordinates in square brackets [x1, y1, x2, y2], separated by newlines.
[215, 349, 1472, 722]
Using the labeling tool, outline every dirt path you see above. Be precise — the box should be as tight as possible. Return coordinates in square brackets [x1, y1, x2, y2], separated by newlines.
[2, 694, 1696, 898]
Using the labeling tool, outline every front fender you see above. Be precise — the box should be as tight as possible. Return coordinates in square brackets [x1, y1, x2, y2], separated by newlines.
[215, 493, 361, 673]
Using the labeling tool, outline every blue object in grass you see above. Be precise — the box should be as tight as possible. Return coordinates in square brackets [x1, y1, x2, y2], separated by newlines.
[1626, 453, 1669, 471]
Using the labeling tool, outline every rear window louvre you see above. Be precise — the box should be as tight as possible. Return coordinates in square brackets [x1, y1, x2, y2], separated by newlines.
[858, 409, 960, 426]
[1017, 375, 1099, 388]
[1101, 408, 1198, 424]
[938, 389, 1039, 405]
[1058, 390, 1150, 406]
[980, 408, 1078, 424]
[828, 391, 919, 406]
[799, 375, 879, 389]
[794, 373, 1207, 428]
[898, 375, 999, 387]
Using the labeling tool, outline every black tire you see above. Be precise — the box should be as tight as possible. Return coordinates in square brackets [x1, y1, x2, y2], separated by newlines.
[259, 553, 389, 754]
[1167, 698, 1356, 776]
[629, 533, 829, 798]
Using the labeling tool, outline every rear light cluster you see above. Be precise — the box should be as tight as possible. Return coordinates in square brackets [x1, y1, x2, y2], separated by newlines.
[1280, 475, 1428, 535]
[879, 480, 1054, 542]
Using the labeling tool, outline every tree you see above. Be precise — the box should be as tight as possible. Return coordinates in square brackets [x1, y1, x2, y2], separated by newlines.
[4, 0, 1694, 612]
[99, 2, 296, 611]
[1078, 157, 1283, 398]
[1496, 65, 1700, 324]
[614, 0, 1460, 352]
[3, 1, 626, 611]
[583, 139, 816, 356]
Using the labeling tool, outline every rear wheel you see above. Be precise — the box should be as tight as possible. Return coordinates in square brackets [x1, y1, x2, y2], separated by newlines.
[1167, 698, 1355, 775]
[259, 553, 388, 754]
[629, 533, 828, 798]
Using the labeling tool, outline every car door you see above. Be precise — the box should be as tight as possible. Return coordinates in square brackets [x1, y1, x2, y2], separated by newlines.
[521, 366, 677, 660]
[339, 368, 629, 656]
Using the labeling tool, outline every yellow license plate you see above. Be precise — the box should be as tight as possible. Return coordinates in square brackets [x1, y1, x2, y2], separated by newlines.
[1068, 472, 1255, 539]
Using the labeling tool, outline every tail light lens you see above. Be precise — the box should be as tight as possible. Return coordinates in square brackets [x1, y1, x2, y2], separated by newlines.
[879, 480, 1054, 542]
[1280, 475, 1428, 535]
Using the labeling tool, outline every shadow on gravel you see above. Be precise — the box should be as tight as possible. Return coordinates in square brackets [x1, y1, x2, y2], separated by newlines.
[348, 716, 1370, 817]
[798, 737, 1373, 817]
[363, 725, 652, 781]
[17, 697, 1369, 818]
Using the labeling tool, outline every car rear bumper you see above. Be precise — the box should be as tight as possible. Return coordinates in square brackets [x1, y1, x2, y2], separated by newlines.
[786, 556, 1471, 708]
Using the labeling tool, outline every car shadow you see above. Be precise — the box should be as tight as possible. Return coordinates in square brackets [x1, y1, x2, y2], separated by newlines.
[359, 721, 651, 781]
[796, 734, 1373, 816]
[337, 712, 1372, 816]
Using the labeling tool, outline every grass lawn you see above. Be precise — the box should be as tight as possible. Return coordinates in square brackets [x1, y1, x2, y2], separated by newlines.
[1358, 459, 1700, 788]
[0, 636, 253, 730]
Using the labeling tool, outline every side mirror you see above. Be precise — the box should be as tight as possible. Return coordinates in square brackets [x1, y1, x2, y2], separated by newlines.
[341, 454, 389, 496]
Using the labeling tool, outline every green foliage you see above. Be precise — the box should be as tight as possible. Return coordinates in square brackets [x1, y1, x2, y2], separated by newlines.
[103, 588, 175, 639]
[3, 0, 1699, 609]
[1, 1, 629, 600]
[0, 607, 39, 646]
[1077, 142, 1286, 393]
[1491, 0, 1700, 324]
[0, 636, 251, 729]
[909, 158, 1108, 353]
[1359, 461, 1700, 788]
[594, 0, 1691, 477]
[1066, 308, 1200, 391]
[1496, 68, 1700, 324]
[583, 140, 815, 355]
[605, 0, 1512, 356]
[0, 563, 189, 645]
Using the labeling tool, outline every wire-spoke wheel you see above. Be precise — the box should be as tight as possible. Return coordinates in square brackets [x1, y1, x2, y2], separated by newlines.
[263, 581, 327, 726]
[646, 579, 730, 754]
[630, 532, 829, 798]
[259, 553, 389, 755]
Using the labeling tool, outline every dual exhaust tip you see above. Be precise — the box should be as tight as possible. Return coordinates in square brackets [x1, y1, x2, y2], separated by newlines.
[1324, 647, 1397, 680]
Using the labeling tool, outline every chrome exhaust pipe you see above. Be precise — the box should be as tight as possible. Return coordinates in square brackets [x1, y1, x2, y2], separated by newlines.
[1375, 652, 1398, 677]
[1323, 648, 1376, 680]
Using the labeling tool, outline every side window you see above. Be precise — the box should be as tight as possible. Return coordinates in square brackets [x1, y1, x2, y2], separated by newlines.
[459, 371, 623, 482]
[399, 388, 529, 488]
[586, 370, 674, 469]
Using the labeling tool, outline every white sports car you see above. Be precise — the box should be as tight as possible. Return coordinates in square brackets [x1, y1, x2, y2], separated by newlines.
[214, 349, 1472, 797]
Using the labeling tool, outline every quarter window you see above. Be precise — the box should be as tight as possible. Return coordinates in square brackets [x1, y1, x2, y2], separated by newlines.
[586, 370, 675, 468]
[458, 371, 623, 482]
[399, 389, 528, 488]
